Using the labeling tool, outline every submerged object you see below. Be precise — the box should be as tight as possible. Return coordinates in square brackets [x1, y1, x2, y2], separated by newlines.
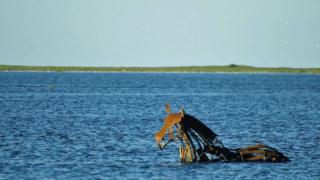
[154, 104, 289, 162]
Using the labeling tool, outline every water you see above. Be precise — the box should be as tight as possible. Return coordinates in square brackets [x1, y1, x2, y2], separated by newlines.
[0, 72, 319, 180]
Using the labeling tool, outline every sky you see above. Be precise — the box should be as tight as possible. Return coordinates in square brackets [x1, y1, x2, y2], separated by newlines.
[0, 0, 319, 68]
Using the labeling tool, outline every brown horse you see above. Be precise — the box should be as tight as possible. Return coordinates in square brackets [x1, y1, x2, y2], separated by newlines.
[154, 104, 289, 162]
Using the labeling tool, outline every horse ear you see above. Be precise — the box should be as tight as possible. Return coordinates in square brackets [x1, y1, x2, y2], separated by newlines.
[180, 107, 185, 118]
[165, 103, 171, 114]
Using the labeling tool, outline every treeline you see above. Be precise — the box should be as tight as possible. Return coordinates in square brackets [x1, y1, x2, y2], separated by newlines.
[0, 64, 319, 74]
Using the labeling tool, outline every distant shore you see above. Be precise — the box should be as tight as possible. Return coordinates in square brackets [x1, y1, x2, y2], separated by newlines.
[0, 64, 319, 74]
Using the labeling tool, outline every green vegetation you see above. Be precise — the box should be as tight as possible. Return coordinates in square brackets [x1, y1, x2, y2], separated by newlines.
[0, 64, 319, 74]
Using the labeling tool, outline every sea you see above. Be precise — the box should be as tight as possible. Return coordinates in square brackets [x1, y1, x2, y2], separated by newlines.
[0, 72, 319, 179]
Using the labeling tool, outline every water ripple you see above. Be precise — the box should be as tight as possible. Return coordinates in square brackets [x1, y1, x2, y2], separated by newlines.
[0, 72, 319, 179]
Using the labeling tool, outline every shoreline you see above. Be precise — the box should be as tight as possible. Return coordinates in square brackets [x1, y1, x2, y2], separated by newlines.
[0, 65, 319, 74]
[1, 70, 319, 75]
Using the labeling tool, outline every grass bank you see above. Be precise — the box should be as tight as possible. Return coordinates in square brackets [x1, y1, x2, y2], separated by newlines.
[0, 64, 319, 74]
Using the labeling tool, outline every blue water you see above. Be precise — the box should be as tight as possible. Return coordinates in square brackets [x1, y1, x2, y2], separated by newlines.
[0, 72, 319, 179]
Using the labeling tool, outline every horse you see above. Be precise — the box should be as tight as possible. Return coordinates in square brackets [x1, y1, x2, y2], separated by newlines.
[154, 104, 289, 162]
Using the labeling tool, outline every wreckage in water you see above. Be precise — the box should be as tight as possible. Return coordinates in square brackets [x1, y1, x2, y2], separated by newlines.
[154, 104, 289, 162]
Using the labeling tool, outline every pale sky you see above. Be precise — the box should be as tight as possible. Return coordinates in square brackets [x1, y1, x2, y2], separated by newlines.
[0, 0, 319, 67]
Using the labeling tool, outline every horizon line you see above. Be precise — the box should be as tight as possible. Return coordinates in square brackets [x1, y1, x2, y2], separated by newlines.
[1, 64, 320, 69]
